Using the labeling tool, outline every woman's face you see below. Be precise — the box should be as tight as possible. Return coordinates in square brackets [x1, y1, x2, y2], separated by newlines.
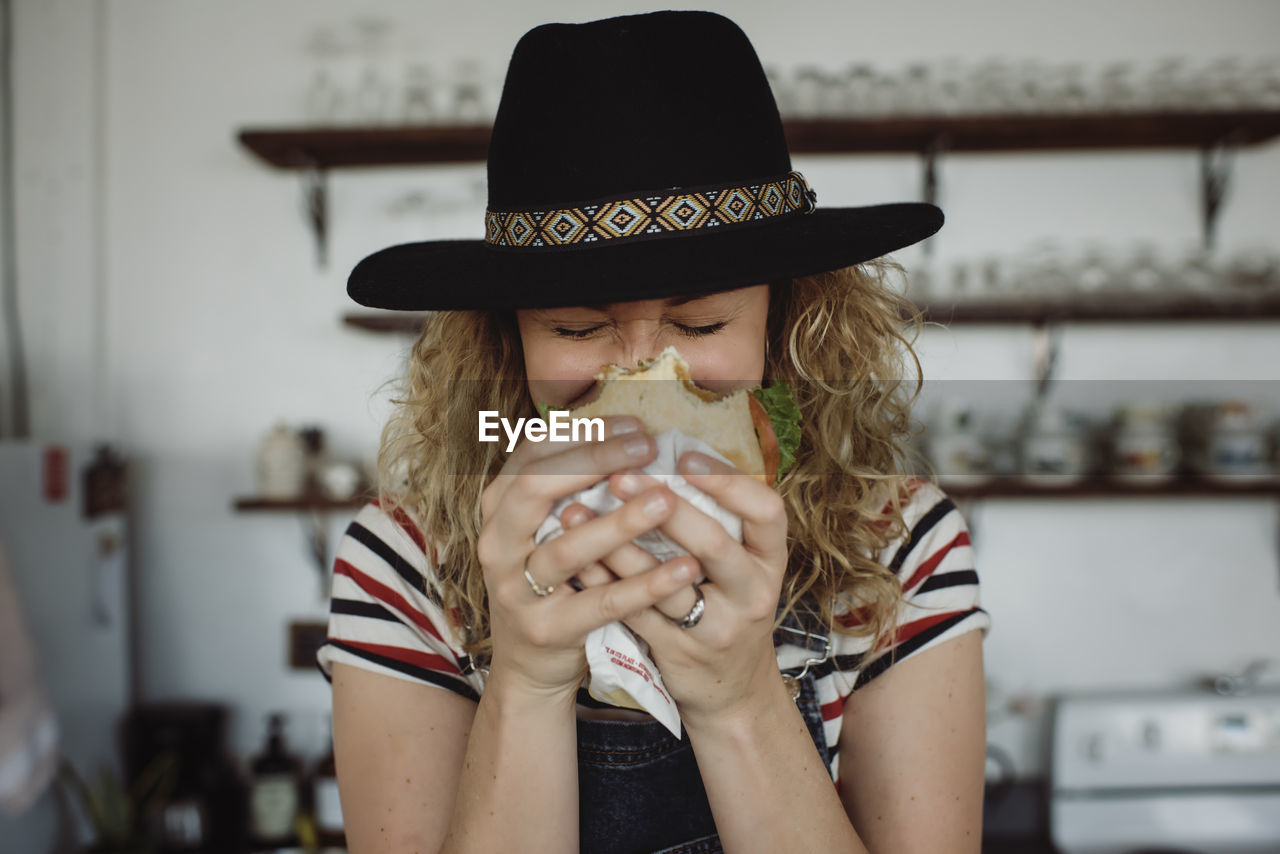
[516, 285, 770, 410]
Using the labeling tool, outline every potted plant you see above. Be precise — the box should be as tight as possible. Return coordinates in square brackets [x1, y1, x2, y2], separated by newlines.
[57, 752, 178, 854]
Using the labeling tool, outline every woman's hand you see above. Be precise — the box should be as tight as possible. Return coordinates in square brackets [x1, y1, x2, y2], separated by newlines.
[561, 450, 790, 722]
[476, 417, 698, 702]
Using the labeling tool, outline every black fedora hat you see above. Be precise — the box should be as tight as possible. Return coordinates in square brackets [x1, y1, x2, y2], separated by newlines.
[348, 10, 942, 311]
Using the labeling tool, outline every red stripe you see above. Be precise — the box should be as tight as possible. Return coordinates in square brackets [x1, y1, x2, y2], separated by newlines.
[820, 697, 845, 722]
[875, 477, 929, 516]
[337, 639, 461, 676]
[370, 498, 430, 557]
[333, 558, 447, 645]
[880, 609, 967, 649]
[836, 607, 871, 629]
[390, 508, 428, 555]
[869, 477, 930, 532]
[835, 531, 970, 629]
[901, 531, 971, 594]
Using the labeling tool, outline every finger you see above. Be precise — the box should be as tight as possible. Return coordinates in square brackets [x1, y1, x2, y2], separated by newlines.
[611, 467, 773, 579]
[564, 501, 659, 577]
[558, 557, 697, 638]
[483, 416, 644, 516]
[560, 504, 616, 590]
[568, 562, 616, 590]
[560, 502, 595, 527]
[564, 498, 701, 621]
[524, 485, 675, 588]
[677, 451, 788, 570]
[489, 429, 659, 540]
[612, 470, 757, 601]
[623, 580, 722, 646]
[507, 414, 643, 467]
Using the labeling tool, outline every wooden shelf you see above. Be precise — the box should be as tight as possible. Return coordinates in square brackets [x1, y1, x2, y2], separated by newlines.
[944, 475, 1280, 500]
[918, 291, 1280, 324]
[239, 124, 492, 168]
[783, 111, 1280, 153]
[238, 111, 1280, 170]
[343, 312, 430, 333]
[233, 495, 369, 512]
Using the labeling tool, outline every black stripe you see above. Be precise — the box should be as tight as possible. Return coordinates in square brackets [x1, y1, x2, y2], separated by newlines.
[811, 651, 865, 681]
[323, 639, 479, 703]
[854, 608, 986, 690]
[329, 598, 399, 621]
[888, 497, 956, 573]
[808, 596, 983, 681]
[345, 520, 441, 604]
[916, 569, 979, 595]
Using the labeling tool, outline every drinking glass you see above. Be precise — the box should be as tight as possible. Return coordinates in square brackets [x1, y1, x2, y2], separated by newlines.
[402, 64, 437, 124]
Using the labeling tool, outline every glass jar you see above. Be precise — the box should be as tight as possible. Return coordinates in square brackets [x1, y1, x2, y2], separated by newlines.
[1020, 406, 1091, 485]
[926, 406, 992, 487]
[1110, 404, 1179, 483]
[1204, 401, 1273, 480]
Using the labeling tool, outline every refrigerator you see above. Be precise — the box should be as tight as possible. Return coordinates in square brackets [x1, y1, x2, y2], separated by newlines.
[0, 441, 133, 852]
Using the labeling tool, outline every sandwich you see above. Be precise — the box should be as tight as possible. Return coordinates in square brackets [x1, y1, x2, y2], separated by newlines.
[560, 346, 801, 485]
[531, 346, 800, 729]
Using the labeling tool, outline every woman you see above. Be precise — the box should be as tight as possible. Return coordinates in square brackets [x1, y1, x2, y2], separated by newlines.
[318, 11, 988, 853]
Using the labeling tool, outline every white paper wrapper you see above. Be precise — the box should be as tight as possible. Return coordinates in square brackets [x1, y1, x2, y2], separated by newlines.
[533, 429, 744, 737]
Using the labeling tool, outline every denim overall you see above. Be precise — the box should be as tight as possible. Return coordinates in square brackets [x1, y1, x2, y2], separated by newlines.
[575, 606, 833, 854]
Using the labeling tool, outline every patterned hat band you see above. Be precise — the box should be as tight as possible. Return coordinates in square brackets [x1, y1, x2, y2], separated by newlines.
[484, 170, 817, 249]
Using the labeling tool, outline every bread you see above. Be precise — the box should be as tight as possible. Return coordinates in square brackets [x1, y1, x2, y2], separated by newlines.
[570, 346, 767, 481]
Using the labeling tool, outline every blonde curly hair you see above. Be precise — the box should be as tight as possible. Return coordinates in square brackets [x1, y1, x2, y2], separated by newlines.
[376, 261, 924, 666]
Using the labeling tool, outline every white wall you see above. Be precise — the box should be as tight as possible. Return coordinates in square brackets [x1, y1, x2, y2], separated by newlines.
[11, 0, 1280, 775]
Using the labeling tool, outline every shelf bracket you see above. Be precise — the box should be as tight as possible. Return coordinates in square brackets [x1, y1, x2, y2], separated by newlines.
[1031, 320, 1062, 403]
[921, 134, 950, 257]
[299, 158, 329, 268]
[300, 508, 331, 602]
[1199, 131, 1243, 252]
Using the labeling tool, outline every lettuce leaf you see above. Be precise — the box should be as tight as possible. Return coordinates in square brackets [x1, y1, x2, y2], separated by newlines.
[752, 381, 801, 478]
[535, 401, 568, 422]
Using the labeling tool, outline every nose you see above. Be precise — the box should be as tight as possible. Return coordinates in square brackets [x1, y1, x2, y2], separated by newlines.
[609, 321, 666, 369]
[618, 342, 665, 370]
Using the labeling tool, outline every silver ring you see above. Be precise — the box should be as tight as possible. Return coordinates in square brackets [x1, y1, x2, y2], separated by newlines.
[523, 568, 555, 598]
[669, 585, 705, 629]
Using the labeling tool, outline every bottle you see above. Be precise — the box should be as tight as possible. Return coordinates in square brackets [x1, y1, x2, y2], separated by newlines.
[298, 426, 327, 498]
[312, 714, 345, 847]
[248, 713, 302, 850]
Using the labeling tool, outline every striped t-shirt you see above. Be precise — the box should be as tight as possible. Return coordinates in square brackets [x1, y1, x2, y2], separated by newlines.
[316, 478, 988, 780]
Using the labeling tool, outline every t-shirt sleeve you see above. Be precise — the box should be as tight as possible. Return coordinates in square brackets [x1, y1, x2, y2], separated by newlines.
[831, 480, 989, 696]
[315, 502, 481, 703]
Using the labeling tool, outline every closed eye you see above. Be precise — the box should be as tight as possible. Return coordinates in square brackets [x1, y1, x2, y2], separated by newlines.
[551, 325, 607, 339]
[551, 320, 726, 339]
[673, 321, 726, 338]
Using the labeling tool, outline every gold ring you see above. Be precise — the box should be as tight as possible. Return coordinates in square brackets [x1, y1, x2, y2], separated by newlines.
[523, 568, 555, 597]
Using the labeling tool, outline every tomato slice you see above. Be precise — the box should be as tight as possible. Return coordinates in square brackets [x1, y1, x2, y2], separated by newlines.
[748, 393, 780, 487]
